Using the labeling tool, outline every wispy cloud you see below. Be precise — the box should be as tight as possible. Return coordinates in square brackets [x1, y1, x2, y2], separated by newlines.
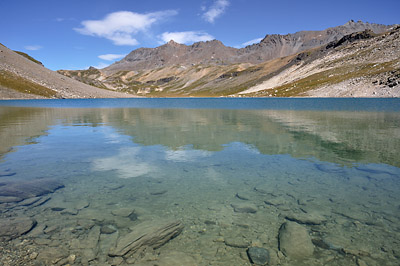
[24, 45, 42, 51]
[75, 10, 178, 46]
[55, 17, 76, 22]
[160, 31, 214, 44]
[98, 53, 127, 61]
[242, 37, 263, 47]
[202, 0, 230, 23]
[90, 62, 110, 69]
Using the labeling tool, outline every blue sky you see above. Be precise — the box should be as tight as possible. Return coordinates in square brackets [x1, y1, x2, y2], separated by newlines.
[1, 0, 399, 70]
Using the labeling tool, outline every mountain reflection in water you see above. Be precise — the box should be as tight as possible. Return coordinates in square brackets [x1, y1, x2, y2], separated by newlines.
[1, 106, 399, 167]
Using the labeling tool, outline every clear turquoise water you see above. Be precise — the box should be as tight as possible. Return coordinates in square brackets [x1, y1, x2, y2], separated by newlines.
[0, 98, 399, 265]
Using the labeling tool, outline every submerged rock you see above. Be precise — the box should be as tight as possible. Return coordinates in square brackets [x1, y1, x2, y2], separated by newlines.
[278, 221, 314, 260]
[36, 247, 68, 265]
[0, 169, 16, 177]
[51, 207, 65, 212]
[0, 196, 22, 203]
[247, 247, 270, 265]
[17, 196, 42, 206]
[101, 224, 117, 234]
[254, 185, 274, 194]
[0, 216, 37, 240]
[150, 190, 167, 195]
[105, 183, 125, 190]
[264, 197, 288, 207]
[236, 192, 251, 201]
[285, 212, 327, 225]
[0, 178, 64, 203]
[75, 200, 90, 210]
[109, 220, 183, 258]
[231, 203, 257, 213]
[30, 195, 51, 207]
[61, 208, 79, 215]
[315, 163, 345, 174]
[111, 208, 137, 218]
[140, 251, 197, 266]
[204, 220, 216, 225]
[224, 237, 250, 248]
[312, 238, 342, 252]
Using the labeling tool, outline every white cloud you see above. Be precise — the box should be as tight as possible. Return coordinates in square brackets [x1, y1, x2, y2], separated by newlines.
[160, 31, 214, 44]
[242, 37, 263, 47]
[24, 45, 42, 51]
[202, 0, 230, 23]
[98, 53, 127, 61]
[75, 10, 178, 46]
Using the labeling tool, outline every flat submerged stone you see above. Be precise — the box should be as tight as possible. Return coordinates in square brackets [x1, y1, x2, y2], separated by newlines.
[224, 237, 250, 248]
[109, 220, 184, 258]
[0, 216, 37, 240]
[231, 203, 257, 213]
[0, 178, 64, 203]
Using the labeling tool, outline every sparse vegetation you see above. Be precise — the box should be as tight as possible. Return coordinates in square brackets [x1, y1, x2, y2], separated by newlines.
[57, 69, 109, 90]
[14, 51, 43, 66]
[0, 70, 58, 97]
[245, 61, 398, 97]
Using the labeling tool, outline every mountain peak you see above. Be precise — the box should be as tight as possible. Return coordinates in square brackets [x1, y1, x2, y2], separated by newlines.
[344, 19, 365, 26]
[166, 40, 183, 46]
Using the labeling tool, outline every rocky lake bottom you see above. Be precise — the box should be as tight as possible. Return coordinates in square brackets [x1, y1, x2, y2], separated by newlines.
[0, 99, 399, 265]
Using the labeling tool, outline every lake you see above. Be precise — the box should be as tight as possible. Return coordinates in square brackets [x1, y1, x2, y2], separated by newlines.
[0, 98, 399, 265]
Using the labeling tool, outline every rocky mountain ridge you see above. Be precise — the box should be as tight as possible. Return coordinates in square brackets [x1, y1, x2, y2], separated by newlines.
[104, 20, 392, 74]
[241, 26, 400, 97]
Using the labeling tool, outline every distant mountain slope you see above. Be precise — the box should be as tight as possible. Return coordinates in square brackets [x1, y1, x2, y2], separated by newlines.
[241, 27, 400, 97]
[0, 44, 134, 99]
[58, 21, 399, 97]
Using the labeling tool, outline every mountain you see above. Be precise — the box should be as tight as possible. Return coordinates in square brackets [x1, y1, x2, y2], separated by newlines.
[103, 20, 391, 74]
[104, 40, 237, 74]
[235, 20, 391, 63]
[241, 27, 400, 97]
[58, 21, 399, 97]
[0, 44, 134, 99]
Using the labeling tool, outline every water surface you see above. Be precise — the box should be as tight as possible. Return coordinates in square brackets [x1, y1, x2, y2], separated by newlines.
[0, 98, 399, 265]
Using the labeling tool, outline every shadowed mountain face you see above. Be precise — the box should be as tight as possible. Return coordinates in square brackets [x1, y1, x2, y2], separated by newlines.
[58, 21, 399, 97]
[237, 20, 391, 63]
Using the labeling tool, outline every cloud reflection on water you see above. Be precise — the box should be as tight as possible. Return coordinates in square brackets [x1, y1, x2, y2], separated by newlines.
[92, 146, 154, 179]
[165, 147, 212, 162]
